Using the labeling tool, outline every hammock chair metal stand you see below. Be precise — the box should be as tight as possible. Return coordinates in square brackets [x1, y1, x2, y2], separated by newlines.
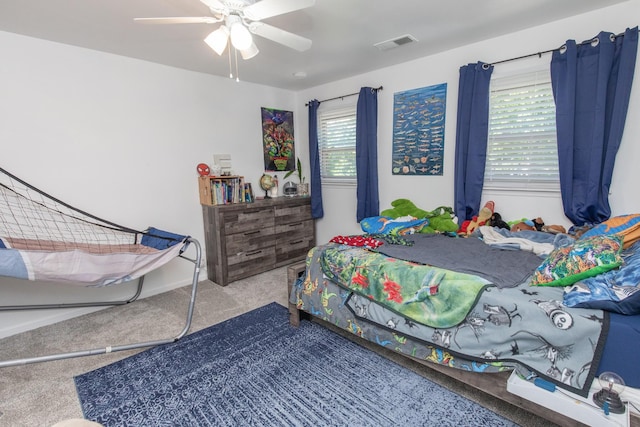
[0, 166, 202, 367]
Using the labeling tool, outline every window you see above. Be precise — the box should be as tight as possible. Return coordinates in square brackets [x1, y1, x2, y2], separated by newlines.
[318, 106, 357, 182]
[485, 68, 559, 191]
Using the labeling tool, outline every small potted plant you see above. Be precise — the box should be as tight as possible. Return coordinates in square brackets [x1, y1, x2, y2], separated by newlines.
[284, 157, 308, 196]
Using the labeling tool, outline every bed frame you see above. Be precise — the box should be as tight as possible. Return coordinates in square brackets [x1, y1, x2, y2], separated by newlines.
[287, 261, 639, 427]
[0, 237, 202, 368]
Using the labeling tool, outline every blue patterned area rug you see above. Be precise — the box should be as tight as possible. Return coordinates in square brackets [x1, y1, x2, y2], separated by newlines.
[75, 302, 517, 426]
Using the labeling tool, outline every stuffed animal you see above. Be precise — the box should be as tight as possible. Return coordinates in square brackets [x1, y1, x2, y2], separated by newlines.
[533, 217, 545, 231]
[380, 199, 428, 219]
[380, 199, 458, 234]
[542, 224, 567, 234]
[487, 212, 510, 230]
[459, 201, 494, 235]
[510, 220, 536, 232]
[421, 206, 459, 234]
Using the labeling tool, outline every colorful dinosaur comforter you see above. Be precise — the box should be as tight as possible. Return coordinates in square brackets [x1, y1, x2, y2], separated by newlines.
[293, 242, 609, 397]
[321, 245, 490, 328]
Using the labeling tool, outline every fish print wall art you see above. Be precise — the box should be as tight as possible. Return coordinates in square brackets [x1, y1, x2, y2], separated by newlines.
[392, 83, 447, 175]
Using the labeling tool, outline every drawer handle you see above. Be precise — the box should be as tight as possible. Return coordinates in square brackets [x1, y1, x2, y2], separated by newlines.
[288, 222, 302, 227]
[290, 240, 303, 245]
[244, 230, 261, 236]
[246, 250, 263, 256]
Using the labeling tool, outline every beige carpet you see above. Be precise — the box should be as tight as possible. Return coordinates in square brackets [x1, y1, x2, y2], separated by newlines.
[0, 266, 560, 427]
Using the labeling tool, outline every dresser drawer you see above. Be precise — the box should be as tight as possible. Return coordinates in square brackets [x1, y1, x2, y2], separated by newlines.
[275, 203, 312, 225]
[225, 226, 274, 255]
[275, 219, 315, 265]
[275, 218, 314, 236]
[227, 247, 276, 282]
[222, 206, 274, 235]
[275, 237, 315, 266]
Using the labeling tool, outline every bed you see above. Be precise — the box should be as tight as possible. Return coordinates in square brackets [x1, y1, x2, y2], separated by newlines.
[0, 166, 202, 367]
[288, 219, 640, 426]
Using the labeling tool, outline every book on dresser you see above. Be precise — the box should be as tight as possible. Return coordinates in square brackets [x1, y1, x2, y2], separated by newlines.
[199, 197, 315, 286]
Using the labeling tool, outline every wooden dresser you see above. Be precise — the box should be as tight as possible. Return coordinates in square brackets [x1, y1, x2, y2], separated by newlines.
[201, 197, 315, 286]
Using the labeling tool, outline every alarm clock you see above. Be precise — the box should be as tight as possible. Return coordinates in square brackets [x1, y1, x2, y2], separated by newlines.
[283, 181, 298, 197]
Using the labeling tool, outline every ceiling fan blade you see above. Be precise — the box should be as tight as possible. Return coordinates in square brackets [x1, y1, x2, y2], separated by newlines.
[199, 0, 227, 13]
[248, 22, 312, 52]
[243, 0, 315, 21]
[134, 17, 221, 24]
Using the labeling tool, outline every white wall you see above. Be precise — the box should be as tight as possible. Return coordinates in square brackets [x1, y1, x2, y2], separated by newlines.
[295, 0, 640, 244]
[1, 0, 639, 337]
[0, 31, 296, 338]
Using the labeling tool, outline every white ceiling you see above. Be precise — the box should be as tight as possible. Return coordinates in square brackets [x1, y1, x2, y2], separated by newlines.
[0, 0, 629, 90]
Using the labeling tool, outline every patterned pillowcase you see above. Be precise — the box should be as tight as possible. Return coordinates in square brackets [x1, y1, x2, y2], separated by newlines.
[530, 234, 624, 287]
[580, 214, 640, 249]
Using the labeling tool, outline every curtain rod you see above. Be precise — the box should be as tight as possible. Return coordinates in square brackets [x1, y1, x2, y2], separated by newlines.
[305, 86, 383, 106]
[488, 28, 637, 67]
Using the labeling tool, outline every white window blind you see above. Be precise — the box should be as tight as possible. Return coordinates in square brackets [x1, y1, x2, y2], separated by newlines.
[486, 69, 559, 191]
[318, 106, 357, 181]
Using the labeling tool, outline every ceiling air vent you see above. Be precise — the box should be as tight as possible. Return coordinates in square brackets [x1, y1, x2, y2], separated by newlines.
[374, 34, 418, 51]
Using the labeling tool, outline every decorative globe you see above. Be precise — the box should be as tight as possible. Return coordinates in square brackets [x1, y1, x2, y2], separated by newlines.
[259, 174, 275, 198]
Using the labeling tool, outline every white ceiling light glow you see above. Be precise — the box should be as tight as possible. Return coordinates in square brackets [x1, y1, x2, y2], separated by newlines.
[204, 25, 229, 56]
[228, 16, 253, 51]
[240, 42, 259, 60]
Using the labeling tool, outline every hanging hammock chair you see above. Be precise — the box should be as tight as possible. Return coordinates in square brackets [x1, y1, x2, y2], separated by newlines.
[0, 166, 201, 367]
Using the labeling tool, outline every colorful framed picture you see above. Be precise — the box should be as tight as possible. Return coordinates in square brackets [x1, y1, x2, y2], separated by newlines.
[261, 107, 295, 172]
[392, 83, 447, 175]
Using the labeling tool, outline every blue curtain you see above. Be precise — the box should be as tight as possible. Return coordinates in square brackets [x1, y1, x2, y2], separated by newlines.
[356, 87, 379, 222]
[308, 99, 324, 219]
[454, 62, 493, 223]
[551, 27, 638, 226]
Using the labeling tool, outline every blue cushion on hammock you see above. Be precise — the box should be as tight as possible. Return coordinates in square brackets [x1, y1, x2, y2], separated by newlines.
[141, 227, 187, 250]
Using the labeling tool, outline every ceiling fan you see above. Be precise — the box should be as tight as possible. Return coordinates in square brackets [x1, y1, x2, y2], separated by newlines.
[135, 0, 315, 60]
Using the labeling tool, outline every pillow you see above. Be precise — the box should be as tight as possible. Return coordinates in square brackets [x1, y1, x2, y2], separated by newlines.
[580, 214, 640, 249]
[360, 216, 428, 236]
[530, 234, 623, 287]
[563, 240, 640, 314]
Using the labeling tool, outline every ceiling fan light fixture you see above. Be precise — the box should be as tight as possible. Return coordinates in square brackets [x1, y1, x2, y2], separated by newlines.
[204, 26, 229, 56]
[240, 43, 259, 60]
[229, 21, 253, 51]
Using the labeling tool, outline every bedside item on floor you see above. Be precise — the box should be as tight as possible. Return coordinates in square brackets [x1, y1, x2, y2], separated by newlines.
[593, 371, 626, 415]
[196, 163, 210, 176]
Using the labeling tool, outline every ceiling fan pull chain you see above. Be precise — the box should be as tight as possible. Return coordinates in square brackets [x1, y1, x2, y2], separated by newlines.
[235, 48, 240, 82]
[227, 44, 233, 79]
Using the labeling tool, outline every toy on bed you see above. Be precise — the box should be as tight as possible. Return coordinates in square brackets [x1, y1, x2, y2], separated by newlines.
[458, 201, 494, 235]
[0, 166, 202, 367]
[379, 199, 458, 234]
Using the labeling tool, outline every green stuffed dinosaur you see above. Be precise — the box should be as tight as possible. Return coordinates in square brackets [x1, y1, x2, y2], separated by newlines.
[380, 199, 458, 234]
[380, 198, 428, 219]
